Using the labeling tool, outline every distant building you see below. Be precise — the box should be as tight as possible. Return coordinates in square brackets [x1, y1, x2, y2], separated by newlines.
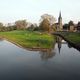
[68, 21, 75, 32]
[77, 22, 80, 31]
[69, 25, 75, 32]
[58, 12, 63, 31]
[52, 12, 63, 31]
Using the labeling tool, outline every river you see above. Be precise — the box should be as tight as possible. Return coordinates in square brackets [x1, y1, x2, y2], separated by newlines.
[0, 39, 80, 80]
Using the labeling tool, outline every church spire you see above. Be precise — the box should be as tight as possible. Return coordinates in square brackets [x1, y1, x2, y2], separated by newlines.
[59, 11, 62, 19]
[58, 11, 63, 31]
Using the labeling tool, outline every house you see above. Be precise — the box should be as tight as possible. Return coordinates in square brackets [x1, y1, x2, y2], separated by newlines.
[77, 22, 80, 31]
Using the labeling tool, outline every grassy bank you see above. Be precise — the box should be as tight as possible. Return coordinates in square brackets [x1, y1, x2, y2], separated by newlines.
[65, 33, 80, 44]
[60, 32, 80, 44]
[0, 30, 55, 49]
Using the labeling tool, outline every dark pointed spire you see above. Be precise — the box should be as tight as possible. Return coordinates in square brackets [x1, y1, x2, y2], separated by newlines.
[59, 11, 62, 19]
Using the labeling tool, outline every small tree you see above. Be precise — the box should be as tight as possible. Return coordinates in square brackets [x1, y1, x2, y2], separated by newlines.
[15, 20, 27, 30]
[0, 23, 4, 31]
[63, 24, 69, 30]
[27, 24, 35, 31]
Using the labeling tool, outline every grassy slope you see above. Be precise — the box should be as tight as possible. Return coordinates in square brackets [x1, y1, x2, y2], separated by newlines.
[60, 32, 80, 44]
[65, 33, 80, 44]
[0, 30, 55, 48]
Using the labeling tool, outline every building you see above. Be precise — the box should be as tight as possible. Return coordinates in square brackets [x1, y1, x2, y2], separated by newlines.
[77, 22, 80, 31]
[69, 25, 75, 32]
[52, 12, 63, 31]
[68, 21, 75, 32]
[58, 12, 63, 31]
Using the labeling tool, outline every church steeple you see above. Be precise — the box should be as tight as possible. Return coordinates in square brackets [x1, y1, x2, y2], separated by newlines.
[58, 11, 63, 31]
[59, 11, 62, 20]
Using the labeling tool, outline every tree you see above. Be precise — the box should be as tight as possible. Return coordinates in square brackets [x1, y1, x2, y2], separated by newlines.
[27, 24, 35, 31]
[15, 20, 27, 30]
[39, 14, 56, 32]
[6, 25, 17, 31]
[68, 21, 74, 25]
[51, 24, 57, 32]
[40, 14, 56, 26]
[68, 21, 74, 29]
[0, 23, 3, 27]
[63, 24, 69, 30]
[39, 19, 50, 32]
[0, 22, 5, 31]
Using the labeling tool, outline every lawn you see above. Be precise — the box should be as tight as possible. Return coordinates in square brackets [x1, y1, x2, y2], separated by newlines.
[65, 32, 80, 44]
[0, 30, 55, 49]
[59, 32, 80, 44]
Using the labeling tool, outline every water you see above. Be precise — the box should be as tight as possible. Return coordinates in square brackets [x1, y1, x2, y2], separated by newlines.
[0, 40, 80, 80]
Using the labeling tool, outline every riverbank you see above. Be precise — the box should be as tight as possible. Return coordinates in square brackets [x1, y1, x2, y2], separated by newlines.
[52, 32, 80, 51]
[0, 30, 55, 49]
[64, 32, 80, 50]
[64, 32, 80, 44]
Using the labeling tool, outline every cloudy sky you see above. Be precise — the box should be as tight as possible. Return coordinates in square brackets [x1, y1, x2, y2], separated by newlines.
[0, 0, 80, 24]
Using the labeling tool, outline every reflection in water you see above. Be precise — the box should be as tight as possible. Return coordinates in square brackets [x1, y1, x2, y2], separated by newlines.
[68, 43, 72, 48]
[57, 37, 62, 53]
[56, 37, 63, 54]
[39, 49, 56, 60]
[56, 36, 80, 53]
[0, 40, 80, 80]
[39, 37, 67, 60]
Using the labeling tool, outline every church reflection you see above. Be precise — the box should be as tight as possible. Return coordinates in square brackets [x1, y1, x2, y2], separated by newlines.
[56, 36, 62, 54]
[39, 37, 63, 60]
[38, 36, 80, 60]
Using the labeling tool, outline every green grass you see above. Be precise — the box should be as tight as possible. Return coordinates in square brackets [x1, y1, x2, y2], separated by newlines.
[65, 33, 80, 44]
[0, 30, 55, 49]
[60, 32, 80, 44]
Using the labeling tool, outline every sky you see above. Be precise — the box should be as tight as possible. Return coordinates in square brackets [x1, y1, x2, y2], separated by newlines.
[0, 0, 80, 24]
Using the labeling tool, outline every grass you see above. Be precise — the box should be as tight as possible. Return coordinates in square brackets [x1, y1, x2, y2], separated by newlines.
[60, 32, 80, 44]
[65, 33, 80, 44]
[0, 30, 55, 49]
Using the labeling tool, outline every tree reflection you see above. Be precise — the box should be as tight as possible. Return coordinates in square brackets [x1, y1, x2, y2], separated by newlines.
[39, 48, 56, 61]
[39, 37, 63, 60]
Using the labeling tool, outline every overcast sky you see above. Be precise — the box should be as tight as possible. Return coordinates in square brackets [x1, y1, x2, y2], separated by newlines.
[0, 0, 80, 24]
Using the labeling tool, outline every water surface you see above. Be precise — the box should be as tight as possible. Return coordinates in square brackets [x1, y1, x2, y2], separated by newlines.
[0, 40, 80, 80]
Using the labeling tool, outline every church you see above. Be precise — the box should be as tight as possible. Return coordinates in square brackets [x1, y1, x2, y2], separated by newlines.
[51, 12, 63, 32]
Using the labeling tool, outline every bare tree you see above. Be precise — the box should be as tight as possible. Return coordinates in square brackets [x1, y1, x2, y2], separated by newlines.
[40, 14, 56, 26]
[15, 20, 27, 30]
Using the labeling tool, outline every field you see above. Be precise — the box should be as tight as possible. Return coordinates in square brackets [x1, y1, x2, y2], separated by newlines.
[0, 30, 55, 49]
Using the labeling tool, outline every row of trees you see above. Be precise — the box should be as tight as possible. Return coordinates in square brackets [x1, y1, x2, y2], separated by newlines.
[0, 23, 17, 31]
[0, 14, 56, 32]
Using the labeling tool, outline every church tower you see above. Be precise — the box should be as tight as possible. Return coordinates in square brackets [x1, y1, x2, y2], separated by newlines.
[58, 12, 63, 31]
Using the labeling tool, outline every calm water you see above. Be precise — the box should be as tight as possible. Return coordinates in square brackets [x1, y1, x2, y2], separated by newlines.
[0, 40, 80, 80]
